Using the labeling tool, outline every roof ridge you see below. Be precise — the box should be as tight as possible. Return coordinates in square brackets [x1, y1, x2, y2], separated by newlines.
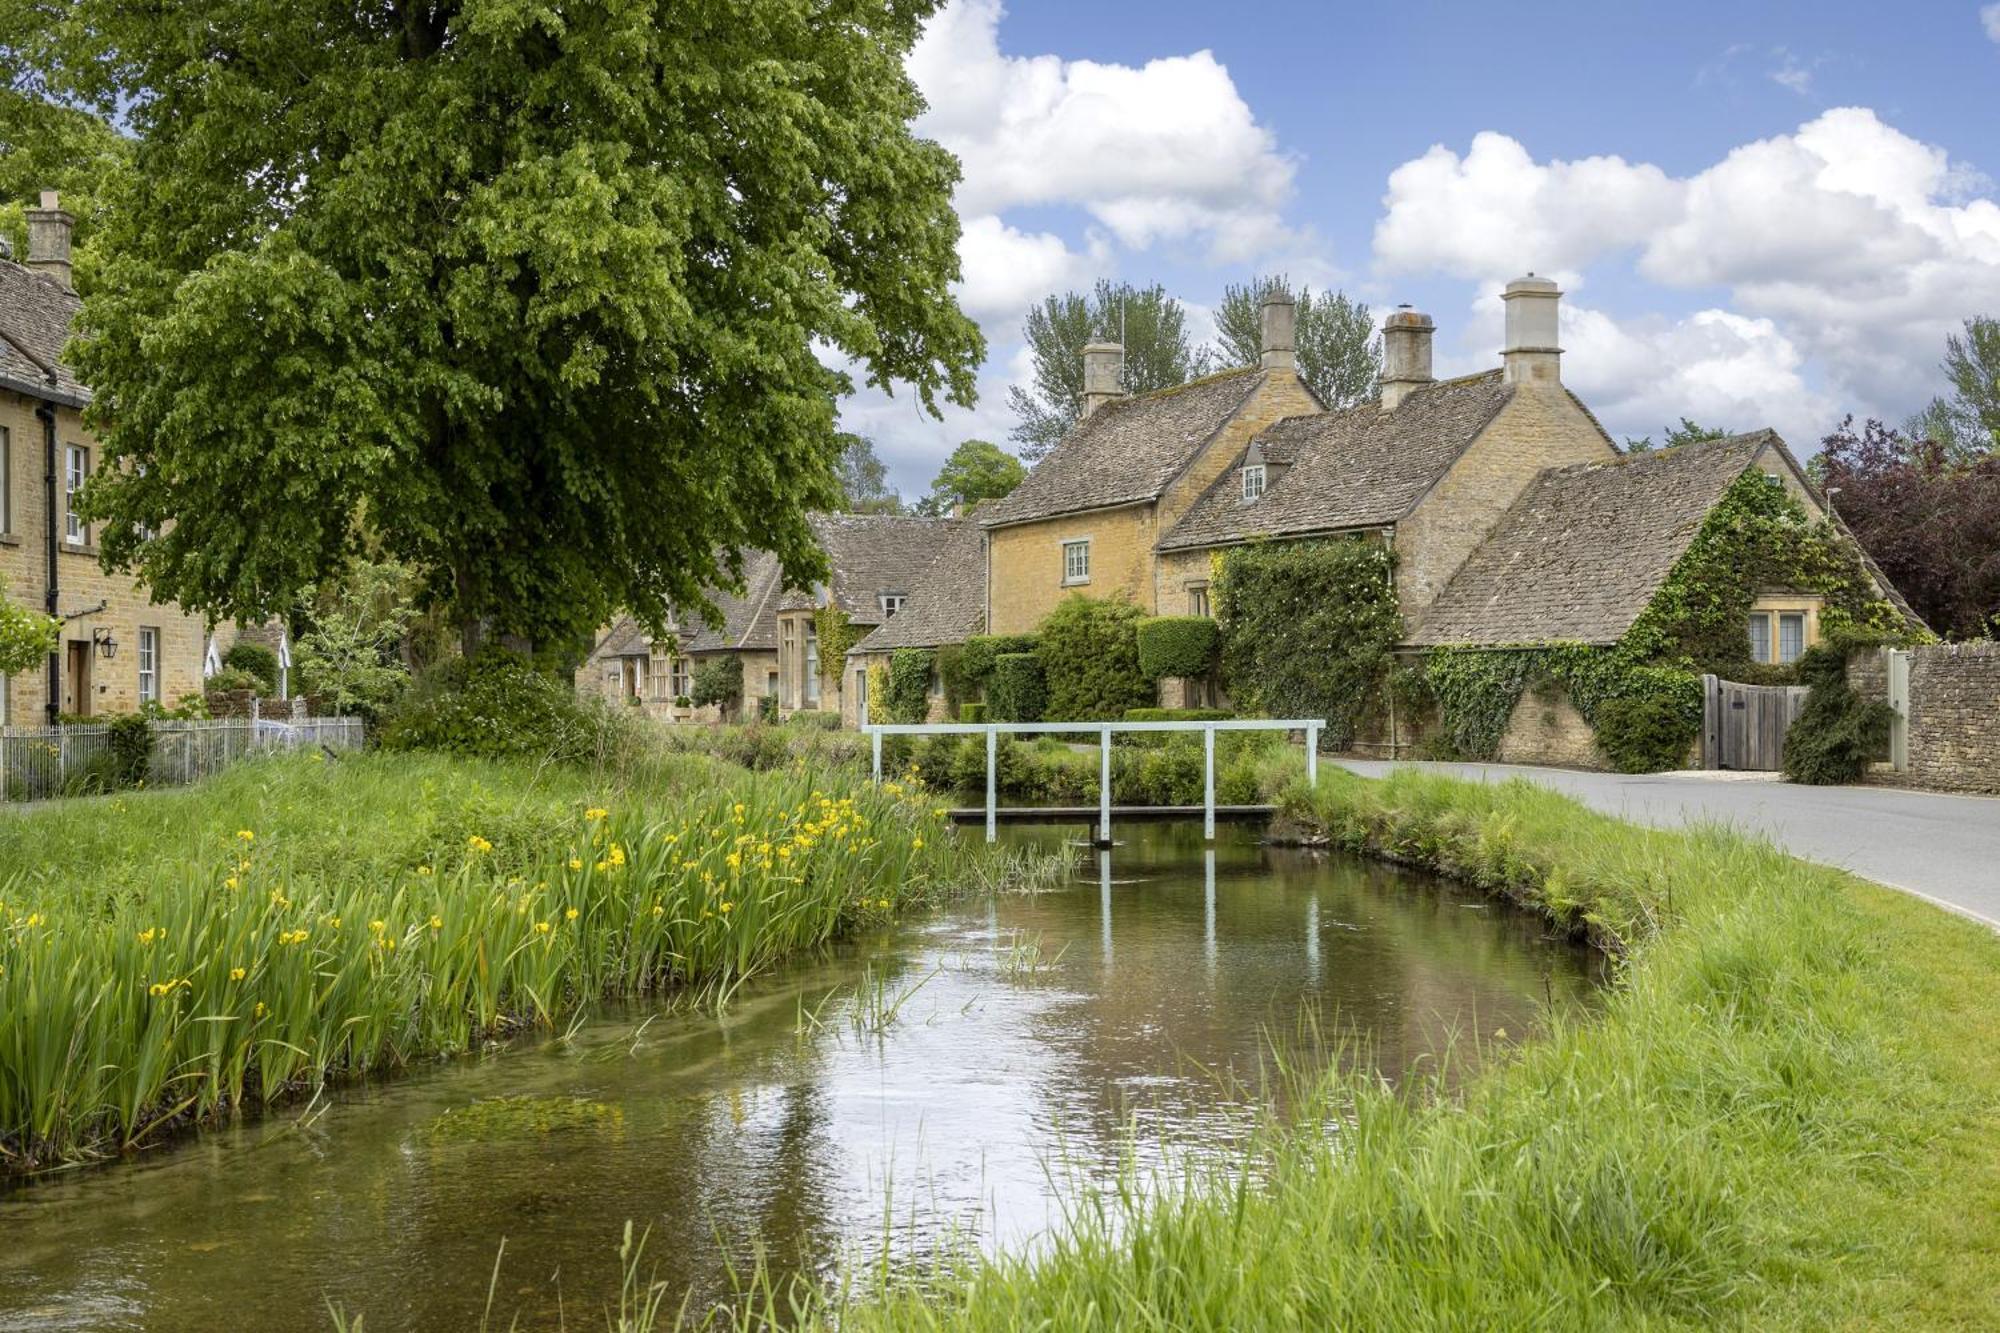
[1550, 430, 1773, 477]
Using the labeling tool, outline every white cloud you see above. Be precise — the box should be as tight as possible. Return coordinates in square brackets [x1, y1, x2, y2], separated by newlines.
[1769, 49, 1816, 96]
[1983, 3, 2000, 44]
[1373, 108, 2000, 429]
[909, 0, 1296, 264]
[951, 214, 1101, 324]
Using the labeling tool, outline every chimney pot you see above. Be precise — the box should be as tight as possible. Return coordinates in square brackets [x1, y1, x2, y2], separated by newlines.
[1258, 286, 1296, 372]
[1379, 307, 1435, 410]
[1081, 341, 1124, 418]
[23, 189, 75, 291]
[1500, 273, 1562, 385]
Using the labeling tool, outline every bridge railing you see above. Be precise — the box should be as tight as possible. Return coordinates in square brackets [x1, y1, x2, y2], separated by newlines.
[859, 717, 1324, 843]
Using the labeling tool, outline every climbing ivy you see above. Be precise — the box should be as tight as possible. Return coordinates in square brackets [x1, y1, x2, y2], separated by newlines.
[885, 648, 936, 724]
[812, 606, 866, 674]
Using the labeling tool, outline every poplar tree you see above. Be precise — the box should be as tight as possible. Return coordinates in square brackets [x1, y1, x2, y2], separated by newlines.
[1008, 281, 1209, 460]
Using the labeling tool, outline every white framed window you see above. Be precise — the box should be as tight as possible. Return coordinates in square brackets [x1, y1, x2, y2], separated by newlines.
[65, 444, 88, 545]
[1241, 464, 1266, 501]
[1747, 614, 1772, 664]
[1062, 539, 1091, 585]
[880, 593, 906, 618]
[1188, 583, 1210, 617]
[671, 658, 691, 700]
[1777, 613, 1806, 664]
[804, 622, 820, 704]
[137, 627, 160, 704]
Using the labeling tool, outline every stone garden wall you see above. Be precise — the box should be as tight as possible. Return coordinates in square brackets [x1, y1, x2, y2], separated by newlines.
[1903, 642, 2000, 794]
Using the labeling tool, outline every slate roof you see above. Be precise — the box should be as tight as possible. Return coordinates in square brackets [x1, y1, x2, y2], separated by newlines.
[1407, 432, 1776, 646]
[1158, 371, 1519, 551]
[591, 617, 650, 660]
[0, 258, 88, 406]
[849, 520, 986, 653]
[679, 551, 785, 653]
[978, 369, 1268, 527]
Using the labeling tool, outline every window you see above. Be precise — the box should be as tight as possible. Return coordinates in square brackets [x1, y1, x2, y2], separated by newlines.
[65, 445, 88, 545]
[782, 620, 796, 701]
[0, 424, 10, 532]
[880, 593, 906, 618]
[1062, 539, 1091, 585]
[1777, 613, 1806, 664]
[1747, 613, 1772, 664]
[137, 628, 160, 705]
[1187, 583, 1210, 617]
[671, 657, 692, 701]
[1748, 602, 1818, 665]
[1241, 464, 1266, 501]
[804, 621, 820, 704]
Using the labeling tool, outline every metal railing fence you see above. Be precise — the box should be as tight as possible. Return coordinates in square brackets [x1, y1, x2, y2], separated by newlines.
[0, 716, 365, 802]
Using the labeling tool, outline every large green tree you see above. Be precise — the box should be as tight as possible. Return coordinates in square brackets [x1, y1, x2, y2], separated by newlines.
[60, 0, 981, 653]
[1008, 280, 1209, 460]
[1622, 418, 1731, 454]
[1906, 316, 1999, 461]
[0, 1, 129, 264]
[915, 438, 1023, 516]
[1211, 276, 1380, 409]
[835, 434, 904, 515]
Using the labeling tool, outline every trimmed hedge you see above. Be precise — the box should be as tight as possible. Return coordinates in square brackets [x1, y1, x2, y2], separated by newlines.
[1594, 690, 1701, 774]
[988, 653, 1047, 723]
[1135, 616, 1220, 681]
[785, 709, 842, 730]
[223, 642, 281, 694]
[886, 648, 936, 724]
[689, 657, 742, 711]
[961, 634, 1038, 686]
[1037, 595, 1152, 721]
[1124, 707, 1233, 722]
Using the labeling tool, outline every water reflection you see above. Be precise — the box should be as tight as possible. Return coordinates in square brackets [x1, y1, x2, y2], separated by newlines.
[0, 825, 1600, 1332]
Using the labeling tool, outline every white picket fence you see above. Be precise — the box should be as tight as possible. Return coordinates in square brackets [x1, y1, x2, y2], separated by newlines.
[0, 716, 365, 801]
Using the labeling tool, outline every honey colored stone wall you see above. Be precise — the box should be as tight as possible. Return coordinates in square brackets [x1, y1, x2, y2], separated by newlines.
[1494, 685, 1606, 770]
[1, 390, 208, 725]
[1905, 642, 2000, 794]
[985, 503, 1156, 634]
[1397, 385, 1615, 615]
[1153, 547, 1218, 620]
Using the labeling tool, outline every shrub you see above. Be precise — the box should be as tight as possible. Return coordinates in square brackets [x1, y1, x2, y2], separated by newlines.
[936, 643, 969, 713]
[378, 650, 624, 764]
[1135, 616, 1220, 681]
[785, 709, 842, 730]
[1123, 707, 1233, 722]
[988, 653, 1047, 723]
[223, 642, 281, 694]
[205, 666, 265, 695]
[1783, 646, 1894, 785]
[689, 657, 742, 712]
[960, 634, 1038, 687]
[1037, 595, 1151, 721]
[1595, 690, 1701, 774]
[105, 714, 154, 788]
[757, 694, 779, 723]
[959, 702, 987, 723]
[886, 648, 937, 724]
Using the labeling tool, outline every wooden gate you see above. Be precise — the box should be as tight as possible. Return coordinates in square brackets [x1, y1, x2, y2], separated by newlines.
[1702, 675, 1810, 771]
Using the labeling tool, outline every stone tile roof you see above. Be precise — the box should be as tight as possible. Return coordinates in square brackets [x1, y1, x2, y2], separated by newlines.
[1158, 372, 1516, 551]
[978, 369, 1267, 527]
[1407, 432, 1776, 647]
[850, 520, 985, 653]
[591, 617, 650, 660]
[680, 551, 785, 653]
[0, 258, 88, 406]
[774, 512, 961, 620]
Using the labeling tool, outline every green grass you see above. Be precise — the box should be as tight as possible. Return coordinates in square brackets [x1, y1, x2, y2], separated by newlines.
[0, 747, 1015, 1173]
[678, 766, 2000, 1330]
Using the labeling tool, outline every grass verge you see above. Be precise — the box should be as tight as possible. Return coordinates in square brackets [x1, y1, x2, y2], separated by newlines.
[0, 748, 1021, 1174]
[714, 766, 2000, 1330]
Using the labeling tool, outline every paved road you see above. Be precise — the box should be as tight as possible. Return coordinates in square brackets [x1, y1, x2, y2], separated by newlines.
[1336, 760, 2000, 928]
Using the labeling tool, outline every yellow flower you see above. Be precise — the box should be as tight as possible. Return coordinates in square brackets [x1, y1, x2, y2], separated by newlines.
[417, 865, 434, 877]
[147, 981, 172, 998]
[467, 835, 493, 854]
[569, 857, 584, 871]
[254, 1002, 267, 1018]
[429, 915, 444, 931]
[585, 807, 609, 821]
[651, 904, 665, 917]
[776, 845, 792, 860]
[224, 876, 241, 892]
[565, 907, 579, 921]
[235, 830, 255, 843]
[608, 844, 626, 867]
[725, 852, 742, 871]
[719, 901, 734, 914]
[229, 967, 247, 981]
[137, 927, 158, 946]
[534, 920, 552, 934]
[369, 919, 386, 934]
[911, 836, 924, 850]
[877, 898, 891, 910]
[237, 859, 252, 873]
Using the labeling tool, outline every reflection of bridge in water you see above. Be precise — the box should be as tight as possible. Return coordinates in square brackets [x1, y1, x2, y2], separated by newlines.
[862, 717, 1322, 848]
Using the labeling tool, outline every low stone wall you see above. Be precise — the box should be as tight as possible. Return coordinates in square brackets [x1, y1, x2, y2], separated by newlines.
[1495, 687, 1606, 770]
[1905, 642, 2000, 794]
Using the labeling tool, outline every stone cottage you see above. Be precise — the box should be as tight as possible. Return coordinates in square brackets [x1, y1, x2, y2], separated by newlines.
[846, 518, 986, 723]
[0, 192, 209, 725]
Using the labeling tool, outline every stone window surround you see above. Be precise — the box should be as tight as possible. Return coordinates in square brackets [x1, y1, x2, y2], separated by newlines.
[1747, 592, 1824, 666]
[1187, 581, 1210, 617]
[138, 626, 160, 704]
[64, 441, 89, 546]
[1061, 536, 1091, 586]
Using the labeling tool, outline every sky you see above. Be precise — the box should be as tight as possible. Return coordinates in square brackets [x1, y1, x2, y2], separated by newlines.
[840, 0, 2000, 496]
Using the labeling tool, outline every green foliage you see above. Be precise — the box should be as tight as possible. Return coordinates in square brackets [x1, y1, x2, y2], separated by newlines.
[1134, 616, 1220, 681]
[61, 0, 981, 650]
[1622, 418, 1731, 454]
[784, 710, 843, 731]
[1212, 278, 1380, 408]
[292, 557, 421, 723]
[988, 654, 1047, 724]
[0, 579, 59, 676]
[1423, 646, 1701, 771]
[916, 439, 1025, 516]
[835, 434, 904, 514]
[1595, 691, 1701, 773]
[689, 658, 741, 711]
[1214, 540, 1400, 745]
[935, 644, 968, 713]
[1008, 280, 1212, 460]
[378, 651, 623, 765]
[0, 9, 130, 271]
[1036, 596, 1153, 721]
[958, 702, 987, 723]
[961, 634, 1038, 687]
[1783, 647, 1894, 785]
[105, 713, 153, 788]
[203, 667, 264, 695]
[886, 648, 936, 725]
[221, 642, 280, 695]
[1904, 315, 2000, 460]
[1123, 707, 1233, 722]
[813, 607, 866, 683]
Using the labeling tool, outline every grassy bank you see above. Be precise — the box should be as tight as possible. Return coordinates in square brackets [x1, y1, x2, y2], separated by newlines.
[0, 748, 1017, 1173]
[742, 767, 2000, 1329]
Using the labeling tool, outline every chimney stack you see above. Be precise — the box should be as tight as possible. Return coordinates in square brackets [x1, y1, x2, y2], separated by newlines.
[1081, 341, 1124, 418]
[1501, 274, 1561, 385]
[1258, 286, 1296, 372]
[1379, 305, 1435, 410]
[24, 190, 75, 290]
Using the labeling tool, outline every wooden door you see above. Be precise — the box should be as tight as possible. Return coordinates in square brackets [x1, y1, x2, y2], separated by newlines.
[65, 640, 91, 717]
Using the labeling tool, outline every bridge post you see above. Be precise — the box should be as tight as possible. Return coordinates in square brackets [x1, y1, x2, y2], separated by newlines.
[1203, 724, 1215, 840]
[1097, 726, 1112, 848]
[871, 730, 882, 783]
[1306, 723, 1319, 785]
[985, 726, 997, 844]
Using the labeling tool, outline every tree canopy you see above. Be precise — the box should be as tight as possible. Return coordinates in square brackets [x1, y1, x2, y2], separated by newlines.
[1008, 280, 1209, 460]
[1211, 277, 1380, 408]
[0, 2, 129, 264]
[1905, 316, 1999, 461]
[835, 435, 904, 515]
[57, 0, 981, 653]
[915, 438, 1023, 516]
[1623, 419, 1731, 454]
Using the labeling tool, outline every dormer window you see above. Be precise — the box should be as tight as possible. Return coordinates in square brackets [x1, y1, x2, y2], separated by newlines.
[880, 593, 906, 618]
[1241, 464, 1266, 501]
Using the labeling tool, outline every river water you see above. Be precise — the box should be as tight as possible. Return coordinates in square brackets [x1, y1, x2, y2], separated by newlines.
[0, 824, 1601, 1330]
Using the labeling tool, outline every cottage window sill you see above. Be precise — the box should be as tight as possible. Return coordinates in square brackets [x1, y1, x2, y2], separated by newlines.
[0, 532, 19, 546]
[60, 541, 101, 557]
[1061, 576, 1091, 587]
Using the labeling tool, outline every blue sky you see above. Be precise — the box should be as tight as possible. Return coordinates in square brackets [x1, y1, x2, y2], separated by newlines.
[844, 0, 2000, 495]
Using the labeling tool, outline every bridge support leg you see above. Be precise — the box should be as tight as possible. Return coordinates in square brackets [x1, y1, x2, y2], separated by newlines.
[985, 727, 997, 844]
[1306, 724, 1319, 786]
[1203, 725, 1215, 841]
[1097, 726, 1112, 848]
[871, 731, 882, 783]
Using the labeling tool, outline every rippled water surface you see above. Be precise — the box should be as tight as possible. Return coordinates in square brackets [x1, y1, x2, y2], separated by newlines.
[0, 824, 1601, 1330]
